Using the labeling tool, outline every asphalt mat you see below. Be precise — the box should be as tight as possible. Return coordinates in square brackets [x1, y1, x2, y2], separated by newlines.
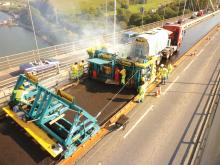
[64, 78, 136, 125]
[0, 117, 54, 165]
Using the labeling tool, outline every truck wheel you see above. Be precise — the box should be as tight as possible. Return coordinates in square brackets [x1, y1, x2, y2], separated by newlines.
[170, 48, 174, 57]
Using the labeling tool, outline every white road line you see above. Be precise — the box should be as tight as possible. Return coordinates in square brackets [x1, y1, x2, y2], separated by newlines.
[183, 59, 195, 72]
[123, 105, 154, 139]
[196, 49, 204, 57]
[162, 76, 180, 95]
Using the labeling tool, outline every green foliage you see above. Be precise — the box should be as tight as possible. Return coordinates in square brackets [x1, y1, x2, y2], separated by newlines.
[117, 8, 131, 23]
[119, 20, 128, 29]
[121, 2, 129, 9]
[150, 13, 162, 21]
[143, 14, 152, 24]
[128, 13, 142, 26]
[164, 7, 177, 19]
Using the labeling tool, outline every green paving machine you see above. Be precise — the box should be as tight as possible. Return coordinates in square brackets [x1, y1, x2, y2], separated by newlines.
[87, 49, 157, 89]
[4, 74, 100, 158]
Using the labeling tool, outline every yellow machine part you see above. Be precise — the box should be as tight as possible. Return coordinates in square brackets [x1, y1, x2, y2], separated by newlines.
[25, 72, 39, 83]
[100, 54, 112, 60]
[119, 59, 133, 67]
[3, 106, 63, 158]
[57, 89, 74, 102]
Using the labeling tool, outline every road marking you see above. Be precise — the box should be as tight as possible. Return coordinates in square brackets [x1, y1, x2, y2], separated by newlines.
[123, 105, 154, 139]
[196, 49, 204, 57]
[162, 76, 180, 95]
[183, 59, 195, 72]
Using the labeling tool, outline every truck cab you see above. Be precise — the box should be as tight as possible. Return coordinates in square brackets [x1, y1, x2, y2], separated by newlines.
[197, 10, 204, 17]
[162, 24, 184, 49]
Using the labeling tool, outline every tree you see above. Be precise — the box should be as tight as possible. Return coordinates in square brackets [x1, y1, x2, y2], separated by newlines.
[121, 1, 129, 9]
[128, 13, 142, 26]
[117, 8, 131, 23]
[150, 13, 162, 21]
[143, 14, 152, 24]
[164, 7, 177, 18]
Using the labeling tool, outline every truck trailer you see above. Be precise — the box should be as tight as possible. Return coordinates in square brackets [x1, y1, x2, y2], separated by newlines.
[130, 25, 184, 60]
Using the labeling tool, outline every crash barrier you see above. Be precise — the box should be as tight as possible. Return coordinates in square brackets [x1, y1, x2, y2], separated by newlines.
[187, 70, 220, 165]
[0, 14, 191, 71]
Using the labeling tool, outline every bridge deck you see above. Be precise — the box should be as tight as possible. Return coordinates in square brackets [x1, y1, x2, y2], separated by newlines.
[0, 78, 136, 165]
[64, 78, 136, 125]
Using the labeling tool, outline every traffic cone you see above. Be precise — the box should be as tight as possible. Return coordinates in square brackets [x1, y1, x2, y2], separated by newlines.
[155, 86, 161, 97]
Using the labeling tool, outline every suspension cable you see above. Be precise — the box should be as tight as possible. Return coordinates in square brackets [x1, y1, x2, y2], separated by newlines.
[182, 0, 187, 18]
[27, 0, 39, 57]
[177, 0, 181, 16]
[190, 0, 195, 12]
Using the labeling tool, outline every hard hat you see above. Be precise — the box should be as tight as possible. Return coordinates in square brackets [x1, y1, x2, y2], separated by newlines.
[160, 64, 164, 68]
[141, 77, 145, 82]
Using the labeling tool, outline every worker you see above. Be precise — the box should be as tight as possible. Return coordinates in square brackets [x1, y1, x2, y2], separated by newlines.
[157, 65, 162, 81]
[92, 69, 97, 78]
[87, 47, 95, 57]
[78, 60, 85, 77]
[160, 64, 168, 85]
[13, 85, 29, 105]
[167, 63, 173, 79]
[114, 67, 120, 84]
[71, 62, 79, 80]
[137, 78, 146, 103]
[120, 67, 126, 85]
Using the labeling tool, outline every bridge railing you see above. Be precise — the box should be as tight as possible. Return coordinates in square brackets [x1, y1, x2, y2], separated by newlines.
[0, 14, 191, 71]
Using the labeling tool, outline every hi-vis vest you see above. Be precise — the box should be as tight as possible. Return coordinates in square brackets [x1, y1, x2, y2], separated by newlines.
[120, 69, 126, 77]
[13, 90, 24, 101]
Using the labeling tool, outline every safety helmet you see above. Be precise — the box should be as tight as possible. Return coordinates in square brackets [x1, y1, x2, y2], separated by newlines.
[141, 77, 145, 82]
[160, 64, 164, 68]
[19, 85, 25, 90]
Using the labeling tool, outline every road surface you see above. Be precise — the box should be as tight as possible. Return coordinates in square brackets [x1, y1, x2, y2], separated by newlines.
[75, 24, 220, 165]
[200, 98, 220, 165]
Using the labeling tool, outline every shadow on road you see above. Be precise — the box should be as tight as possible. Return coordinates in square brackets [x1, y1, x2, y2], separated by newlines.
[168, 60, 220, 165]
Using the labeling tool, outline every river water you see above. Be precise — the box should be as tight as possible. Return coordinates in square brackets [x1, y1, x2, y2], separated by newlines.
[0, 11, 49, 57]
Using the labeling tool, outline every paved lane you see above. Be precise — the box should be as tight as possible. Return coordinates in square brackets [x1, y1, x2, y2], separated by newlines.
[75, 25, 220, 165]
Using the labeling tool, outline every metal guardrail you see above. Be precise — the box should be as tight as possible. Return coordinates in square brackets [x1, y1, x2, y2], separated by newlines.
[188, 69, 220, 164]
[0, 14, 191, 71]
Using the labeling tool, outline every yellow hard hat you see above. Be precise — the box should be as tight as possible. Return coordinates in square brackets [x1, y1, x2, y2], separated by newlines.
[19, 85, 24, 90]
[141, 77, 145, 82]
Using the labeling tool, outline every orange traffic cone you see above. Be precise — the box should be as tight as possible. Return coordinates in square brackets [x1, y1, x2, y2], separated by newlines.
[155, 86, 161, 97]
